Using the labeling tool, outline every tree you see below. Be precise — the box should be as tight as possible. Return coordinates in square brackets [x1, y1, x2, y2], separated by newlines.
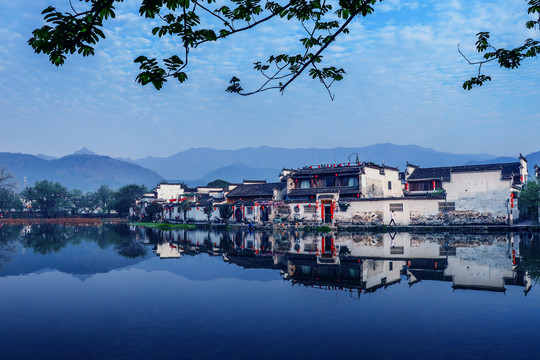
[145, 202, 163, 220]
[461, 0, 540, 90]
[0, 167, 17, 190]
[0, 188, 23, 212]
[111, 184, 147, 217]
[28, 1, 540, 99]
[207, 179, 230, 189]
[69, 189, 88, 214]
[28, 0, 355, 98]
[95, 185, 114, 213]
[178, 200, 192, 221]
[22, 180, 70, 217]
[218, 203, 234, 225]
[518, 179, 540, 223]
[203, 202, 214, 222]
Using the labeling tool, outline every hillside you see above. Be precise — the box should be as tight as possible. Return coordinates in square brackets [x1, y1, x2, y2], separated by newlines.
[134, 144, 499, 183]
[0, 152, 163, 192]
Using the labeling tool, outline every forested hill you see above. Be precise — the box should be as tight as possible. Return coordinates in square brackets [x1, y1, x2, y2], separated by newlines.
[0, 152, 163, 192]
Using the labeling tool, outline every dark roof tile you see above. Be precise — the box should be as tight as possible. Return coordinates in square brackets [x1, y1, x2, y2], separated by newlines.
[227, 182, 285, 199]
[407, 162, 521, 182]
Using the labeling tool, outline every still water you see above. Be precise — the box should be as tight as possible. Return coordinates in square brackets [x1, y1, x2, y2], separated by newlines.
[1, 224, 540, 360]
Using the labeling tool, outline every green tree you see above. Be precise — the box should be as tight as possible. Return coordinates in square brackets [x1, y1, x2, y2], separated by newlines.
[145, 202, 163, 220]
[0, 188, 23, 212]
[111, 184, 147, 217]
[203, 202, 214, 222]
[207, 179, 230, 189]
[69, 189, 87, 214]
[22, 180, 70, 217]
[461, 0, 540, 89]
[518, 180, 540, 223]
[95, 185, 114, 213]
[218, 203, 234, 225]
[178, 200, 192, 221]
[28, 1, 540, 98]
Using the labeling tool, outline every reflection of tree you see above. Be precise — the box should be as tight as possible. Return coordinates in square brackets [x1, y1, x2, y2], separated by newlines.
[0, 225, 22, 268]
[114, 238, 148, 259]
[21, 224, 74, 254]
[519, 234, 540, 284]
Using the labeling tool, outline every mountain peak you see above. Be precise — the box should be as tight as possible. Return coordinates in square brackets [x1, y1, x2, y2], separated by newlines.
[73, 147, 97, 156]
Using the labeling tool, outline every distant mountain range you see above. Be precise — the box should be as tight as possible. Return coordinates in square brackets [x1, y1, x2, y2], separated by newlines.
[0, 150, 163, 192]
[2, 145, 538, 191]
[129, 144, 539, 184]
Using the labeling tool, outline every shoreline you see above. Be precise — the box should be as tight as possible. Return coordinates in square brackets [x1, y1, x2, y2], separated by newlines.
[0, 218, 127, 225]
[2, 218, 538, 233]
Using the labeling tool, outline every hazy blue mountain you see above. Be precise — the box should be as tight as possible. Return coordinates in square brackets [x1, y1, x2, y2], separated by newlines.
[73, 147, 97, 156]
[135, 144, 499, 182]
[465, 152, 540, 179]
[184, 162, 281, 186]
[36, 153, 57, 160]
[0, 152, 163, 192]
[465, 156, 518, 165]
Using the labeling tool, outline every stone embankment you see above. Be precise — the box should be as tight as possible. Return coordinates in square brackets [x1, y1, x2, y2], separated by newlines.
[0, 217, 127, 226]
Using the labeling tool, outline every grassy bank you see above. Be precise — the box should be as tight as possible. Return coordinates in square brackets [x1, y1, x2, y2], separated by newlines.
[130, 222, 197, 230]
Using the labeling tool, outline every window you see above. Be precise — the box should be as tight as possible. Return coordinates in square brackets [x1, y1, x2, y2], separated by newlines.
[304, 205, 316, 214]
[247, 207, 253, 215]
[390, 246, 404, 255]
[438, 202, 455, 212]
[388, 181, 392, 190]
[300, 180, 310, 189]
[389, 203, 404, 212]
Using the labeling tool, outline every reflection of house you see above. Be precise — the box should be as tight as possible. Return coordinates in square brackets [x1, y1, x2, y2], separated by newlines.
[226, 180, 287, 223]
[153, 242, 182, 259]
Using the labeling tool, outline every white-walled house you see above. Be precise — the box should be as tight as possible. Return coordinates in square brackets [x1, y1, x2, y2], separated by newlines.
[404, 158, 527, 224]
[156, 183, 186, 202]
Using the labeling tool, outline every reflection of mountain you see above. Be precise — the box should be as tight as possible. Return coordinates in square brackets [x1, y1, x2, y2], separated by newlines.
[0, 241, 152, 279]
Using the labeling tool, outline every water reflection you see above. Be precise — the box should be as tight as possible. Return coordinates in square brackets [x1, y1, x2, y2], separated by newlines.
[1, 224, 539, 296]
[127, 225, 537, 296]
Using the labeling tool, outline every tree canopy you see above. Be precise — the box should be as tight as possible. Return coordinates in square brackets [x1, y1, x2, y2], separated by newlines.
[29, 0, 539, 99]
[22, 180, 71, 217]
[110, 184, 148, 216]
[519, 179, 540, 223]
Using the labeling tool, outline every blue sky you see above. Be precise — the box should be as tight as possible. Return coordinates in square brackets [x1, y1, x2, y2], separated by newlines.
[0, 0, 538, 159]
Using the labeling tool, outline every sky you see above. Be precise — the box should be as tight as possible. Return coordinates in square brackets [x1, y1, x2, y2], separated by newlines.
[0, 0, 538, 159]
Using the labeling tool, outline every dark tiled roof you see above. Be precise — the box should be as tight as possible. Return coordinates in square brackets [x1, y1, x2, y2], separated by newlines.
[292, 165, 363, 177]
[227, 182, 285, 199]
[407, 162, 521, 182]
[288, 187, 360, 198]
[291, 162, 399, 178]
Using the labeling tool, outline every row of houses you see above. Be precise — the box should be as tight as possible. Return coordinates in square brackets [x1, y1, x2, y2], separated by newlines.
[137, 155, 534, 225]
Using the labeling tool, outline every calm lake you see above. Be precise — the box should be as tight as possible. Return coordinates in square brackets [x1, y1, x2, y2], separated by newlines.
[1, 224, 540, 360]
